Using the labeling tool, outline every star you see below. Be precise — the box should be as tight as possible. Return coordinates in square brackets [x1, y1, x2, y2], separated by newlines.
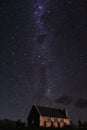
[38, 6, 43, 10]
[38, 55, 41, 58]
[12, 51, 15, 55]
[47, 10, 51, 14]
[42, 62, 45, 65]
[35, 11, 38, 15]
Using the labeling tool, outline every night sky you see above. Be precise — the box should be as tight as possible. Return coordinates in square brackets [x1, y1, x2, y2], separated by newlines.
[0, 0, 87, 124]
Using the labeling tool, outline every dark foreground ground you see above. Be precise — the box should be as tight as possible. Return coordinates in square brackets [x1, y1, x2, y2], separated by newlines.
[0, 127, 87, 130]
[28, 127, 87, 130]
[0, 119, 87, 130]
[29, 127, 87, 130]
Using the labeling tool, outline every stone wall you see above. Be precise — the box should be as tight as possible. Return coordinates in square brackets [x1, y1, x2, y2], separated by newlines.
[39, 116, 70, 128]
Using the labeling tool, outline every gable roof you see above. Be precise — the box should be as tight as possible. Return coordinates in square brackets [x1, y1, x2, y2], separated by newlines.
[34, 104, 67, 118]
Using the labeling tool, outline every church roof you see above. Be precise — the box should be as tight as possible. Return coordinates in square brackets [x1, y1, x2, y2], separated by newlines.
[34, 104, 67, 118]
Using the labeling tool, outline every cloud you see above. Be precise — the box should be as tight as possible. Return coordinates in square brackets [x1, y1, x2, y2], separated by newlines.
[74, 98, 87, 108]
[55, 96, 73, 105]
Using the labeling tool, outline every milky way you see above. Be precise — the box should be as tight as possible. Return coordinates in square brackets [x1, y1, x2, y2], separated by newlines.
[32, 0, 53, 105]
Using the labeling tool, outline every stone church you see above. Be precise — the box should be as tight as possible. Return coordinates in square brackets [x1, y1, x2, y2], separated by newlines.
[27, 104, 70, 128]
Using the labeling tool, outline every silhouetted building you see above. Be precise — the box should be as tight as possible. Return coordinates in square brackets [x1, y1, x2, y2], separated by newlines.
[27, 104, 70, 128]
